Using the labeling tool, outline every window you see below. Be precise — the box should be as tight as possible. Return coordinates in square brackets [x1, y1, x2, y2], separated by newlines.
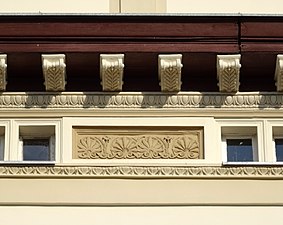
[0, 119, 61, 164]
[220, 124, 262, 164]
[0, 126, 5, 161]
[18, 126, 55, 162]
[226, 138, 255, 162]
[274, 139, 283, 162]
[271, 126, 283, 163]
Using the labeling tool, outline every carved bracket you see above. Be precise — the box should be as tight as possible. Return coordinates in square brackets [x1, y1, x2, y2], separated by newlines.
[275, 55, 283, 91]
[158, 54, 183, 92]
[42, 54, 66, 91]
[217, 55, 241, 93]
[100, 54, 124, 91]
[0, 54, 7, 91]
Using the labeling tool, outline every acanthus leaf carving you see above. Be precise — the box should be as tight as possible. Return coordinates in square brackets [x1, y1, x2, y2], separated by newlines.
[217, 55, 241, 93]
[42, 54, 66, 91]
[275, 54, 283, 92]
[0, 54, 7, 91]
[100, 54, 124, 91]
[158, 54, 183, 92]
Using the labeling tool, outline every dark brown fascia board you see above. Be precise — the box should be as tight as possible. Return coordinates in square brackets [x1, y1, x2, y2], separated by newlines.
[0, 15, 282, 53]
[0, 15, 239, 53]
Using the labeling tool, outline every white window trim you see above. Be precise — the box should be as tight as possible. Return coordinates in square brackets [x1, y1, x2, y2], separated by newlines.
[265, 120, 283, 164]
[0, 119, 62, 164]
[217, 119, 265, 165]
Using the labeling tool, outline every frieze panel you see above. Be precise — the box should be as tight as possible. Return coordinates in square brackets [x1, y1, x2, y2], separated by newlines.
[73, 127, 203, 159]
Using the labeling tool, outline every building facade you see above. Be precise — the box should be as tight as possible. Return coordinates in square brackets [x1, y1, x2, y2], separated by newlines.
[0, 1, 283, 225]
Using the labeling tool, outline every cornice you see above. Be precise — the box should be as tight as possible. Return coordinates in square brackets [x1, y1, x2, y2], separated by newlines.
[0, 165, 282, 178]
[0, 92, 283, 109]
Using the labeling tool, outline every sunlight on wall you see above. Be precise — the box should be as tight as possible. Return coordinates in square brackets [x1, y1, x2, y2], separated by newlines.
[167, 0, 283, 14]
[0, 0, 110, 13]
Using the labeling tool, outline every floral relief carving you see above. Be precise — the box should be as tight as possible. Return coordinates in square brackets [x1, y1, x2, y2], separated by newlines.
[73, 128, 203, 160]
[172, 136, 201, 159]
[77, 137, 105, 159]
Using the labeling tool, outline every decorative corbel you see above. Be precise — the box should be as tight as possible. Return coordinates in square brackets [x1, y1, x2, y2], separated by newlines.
[42, 54, 66, 91]
[158, 54, 183, 92]
[275, 55, 283, 92]
[217, 55, 241, 93]
[0, 54, 7, 91]
[100, 54, 124, 91]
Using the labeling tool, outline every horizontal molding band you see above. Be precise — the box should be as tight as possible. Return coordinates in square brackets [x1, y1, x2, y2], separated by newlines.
[0, 166, 283, 178]
[0, 92, 283, 109]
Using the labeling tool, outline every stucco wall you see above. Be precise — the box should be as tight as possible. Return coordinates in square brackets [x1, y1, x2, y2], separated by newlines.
[1, 0, 283, 14]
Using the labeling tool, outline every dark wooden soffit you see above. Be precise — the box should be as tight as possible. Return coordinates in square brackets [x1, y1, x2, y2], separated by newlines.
[0, 15, 283, 92]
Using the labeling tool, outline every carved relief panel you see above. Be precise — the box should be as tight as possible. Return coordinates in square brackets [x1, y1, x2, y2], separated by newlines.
[73, 127, 203, 160]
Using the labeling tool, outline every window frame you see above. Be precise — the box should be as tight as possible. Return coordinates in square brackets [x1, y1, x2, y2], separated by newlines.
[0, 119, 62, 164]
[217, 119, 264, 165]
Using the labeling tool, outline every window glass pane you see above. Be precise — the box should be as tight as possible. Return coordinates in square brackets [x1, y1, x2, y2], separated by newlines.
[275, 139, 283, 162]
[227, 139, 253, 162]
[23, 139, 50, 161]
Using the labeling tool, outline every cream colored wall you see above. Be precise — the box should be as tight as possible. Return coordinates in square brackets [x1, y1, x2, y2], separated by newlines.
[0, 206, 282, 225]
[0, 178, 282, 205]
[1, 0, 283, 14]
[120, 0, 166, 13]
[0, 0, 110, 13]
[167, 0, 283, 14]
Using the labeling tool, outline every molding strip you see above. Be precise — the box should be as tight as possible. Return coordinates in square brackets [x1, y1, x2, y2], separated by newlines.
[0, 166, 283, 178]
[0, 92, 283, 109]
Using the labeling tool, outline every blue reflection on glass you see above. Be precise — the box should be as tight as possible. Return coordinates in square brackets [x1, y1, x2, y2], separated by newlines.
[23, 139, 50, 161]
[275, 139, 283, 162]
[227, 139, 253, 162]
